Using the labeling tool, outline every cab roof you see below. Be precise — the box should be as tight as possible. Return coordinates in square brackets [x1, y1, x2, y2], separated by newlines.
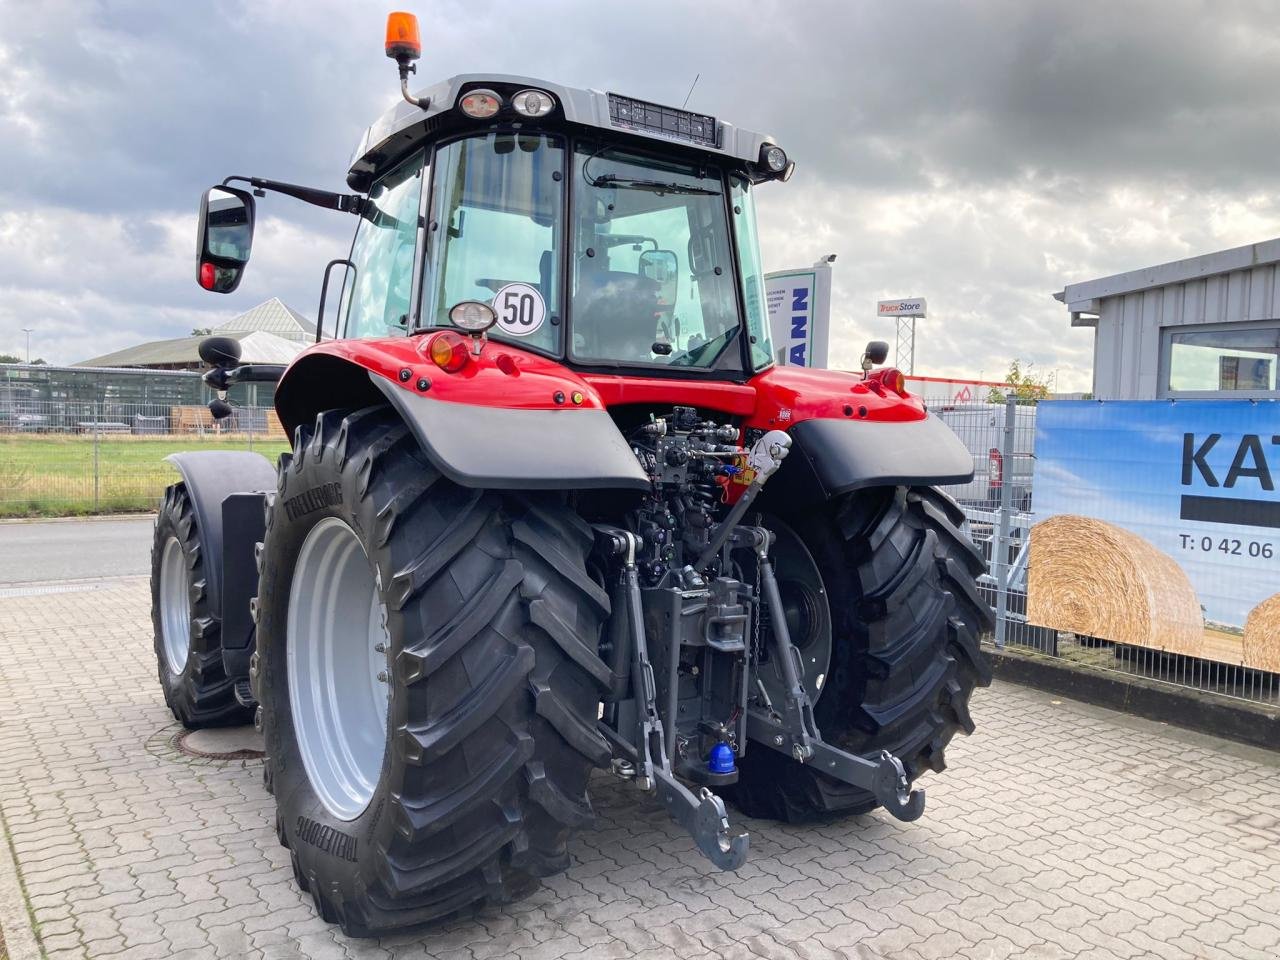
[347, 73, 779, 191]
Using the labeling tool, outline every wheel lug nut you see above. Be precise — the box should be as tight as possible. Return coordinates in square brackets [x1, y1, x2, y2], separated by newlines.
[377, 671, 389, 683]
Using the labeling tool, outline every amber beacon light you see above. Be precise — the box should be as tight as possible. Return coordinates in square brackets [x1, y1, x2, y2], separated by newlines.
[385, 12, 421, 61]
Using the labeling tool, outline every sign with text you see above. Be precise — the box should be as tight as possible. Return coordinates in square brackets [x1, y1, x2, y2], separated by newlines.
[876, 297, 927, 318]
[766, 262, 831, 368]
[1028, 400, 1280, 671]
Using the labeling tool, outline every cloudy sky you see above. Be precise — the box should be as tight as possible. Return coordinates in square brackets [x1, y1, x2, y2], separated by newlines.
[4, 0, 1280, 389]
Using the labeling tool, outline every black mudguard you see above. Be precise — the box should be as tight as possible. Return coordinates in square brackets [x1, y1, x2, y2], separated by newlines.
[371, 373, 650, 491]
[777, 414, 975, 501]
[163, 450, 276, 632]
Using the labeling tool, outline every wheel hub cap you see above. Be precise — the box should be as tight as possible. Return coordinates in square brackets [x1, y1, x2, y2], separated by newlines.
[159, 536, 191, 675]
[287, 518, 390, 821]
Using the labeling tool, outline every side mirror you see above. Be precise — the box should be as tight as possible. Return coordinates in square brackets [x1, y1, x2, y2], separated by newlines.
[639, 249, 679, 308]
[196, 186, 256, 293]
[863, 340, 890, 367]
[198, 336, 242, 367]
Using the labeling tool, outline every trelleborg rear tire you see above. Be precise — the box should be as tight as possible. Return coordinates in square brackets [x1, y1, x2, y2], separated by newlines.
[253, 406, 612, 936]
[151, 483, 251, 729]
[732, 485, 993, 821]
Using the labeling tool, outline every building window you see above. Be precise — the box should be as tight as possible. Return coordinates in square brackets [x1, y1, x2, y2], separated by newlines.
[1161, 322, 1280, 396]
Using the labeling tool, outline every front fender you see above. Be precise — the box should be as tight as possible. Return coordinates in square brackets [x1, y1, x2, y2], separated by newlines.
[780, 414, 975, 500]
[370, 374, 650, 491]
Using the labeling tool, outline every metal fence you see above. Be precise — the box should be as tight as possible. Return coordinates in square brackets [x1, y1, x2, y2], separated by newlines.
[937, 394, 1279, 708]
[6, 386, 1275, 707]
[0, 399, 289, 517]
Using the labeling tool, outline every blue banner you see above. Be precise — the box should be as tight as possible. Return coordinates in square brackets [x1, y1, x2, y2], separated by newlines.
[1031, 400, 1280, 669]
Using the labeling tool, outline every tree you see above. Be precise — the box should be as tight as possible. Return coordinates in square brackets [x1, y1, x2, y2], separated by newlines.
[987, 359, 1052, 404]
[0, 354, 45, 364]
[191, 327, 213, 336]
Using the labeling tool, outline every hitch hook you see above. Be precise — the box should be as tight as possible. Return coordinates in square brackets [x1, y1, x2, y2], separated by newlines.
[655, 769, 748, 870]
[871, 751, 926, 823]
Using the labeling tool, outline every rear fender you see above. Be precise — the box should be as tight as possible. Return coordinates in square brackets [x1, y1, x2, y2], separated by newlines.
[163, 451, 276, 646]
[275, 342, 649, 491]
[369, 374, 649, 490]
[768, 415, 975, 505]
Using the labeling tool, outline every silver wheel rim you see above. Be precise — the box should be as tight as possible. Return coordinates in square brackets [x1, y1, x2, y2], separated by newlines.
[287, 517, 390, 821]
[159, 536, 191, 675]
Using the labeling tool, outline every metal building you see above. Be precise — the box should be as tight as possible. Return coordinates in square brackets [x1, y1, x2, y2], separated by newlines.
[1056, 238, 1280, 400]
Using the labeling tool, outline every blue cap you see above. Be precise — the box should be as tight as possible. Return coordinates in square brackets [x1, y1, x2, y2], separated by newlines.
[708, 742, 736, 774]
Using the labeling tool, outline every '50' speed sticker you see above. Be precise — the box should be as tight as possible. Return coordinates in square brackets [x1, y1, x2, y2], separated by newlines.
[493, 283, 545, 336]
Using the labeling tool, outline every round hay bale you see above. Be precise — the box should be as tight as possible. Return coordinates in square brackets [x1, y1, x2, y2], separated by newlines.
[1027, 515, 1204, 657]
[1243, 594, 1280, 673]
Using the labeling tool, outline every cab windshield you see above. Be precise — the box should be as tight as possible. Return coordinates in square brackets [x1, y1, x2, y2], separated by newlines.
[414, 132, 773, 371]
[570, 144, 743, 370]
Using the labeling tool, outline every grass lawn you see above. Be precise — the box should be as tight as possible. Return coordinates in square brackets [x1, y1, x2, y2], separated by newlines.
[0, 434, 290, 517]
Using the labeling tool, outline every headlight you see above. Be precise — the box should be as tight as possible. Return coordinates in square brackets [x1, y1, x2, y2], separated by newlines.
[448, 300, 497, 332]
[761, 144, 788, 174]
[511, 89, 555, 118]
[458, 89, 502, 119]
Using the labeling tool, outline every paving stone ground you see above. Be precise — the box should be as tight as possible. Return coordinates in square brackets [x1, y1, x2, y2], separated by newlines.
[1, 576, 1279, 960]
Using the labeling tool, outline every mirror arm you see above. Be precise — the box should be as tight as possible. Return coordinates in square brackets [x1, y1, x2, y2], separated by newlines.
[222, 176, 365, 215]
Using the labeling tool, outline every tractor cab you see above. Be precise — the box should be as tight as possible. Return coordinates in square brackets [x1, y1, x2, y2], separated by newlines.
[196, 16, 791, 384]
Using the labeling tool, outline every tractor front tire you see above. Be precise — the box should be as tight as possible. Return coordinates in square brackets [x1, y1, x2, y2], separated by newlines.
[733, 485, 993, 821]
[253, 407, 611, 936]
[151, 483, 251, 729]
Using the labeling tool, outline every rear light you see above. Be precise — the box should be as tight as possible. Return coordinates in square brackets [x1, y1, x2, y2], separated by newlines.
[989, 448, 1004, 488]
[877, 367, 907, 394]
[429, 331, 470, 373]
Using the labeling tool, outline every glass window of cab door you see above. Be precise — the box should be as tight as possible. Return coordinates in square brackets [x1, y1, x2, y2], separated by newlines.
[729, 175, 775, 371]
[569, 143, 744, 371]
[340, 151, 426, 340]
[421, 132, 566, 354]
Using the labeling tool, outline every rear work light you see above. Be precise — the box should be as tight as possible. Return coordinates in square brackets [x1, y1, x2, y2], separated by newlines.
[429, 331, 470, 373]
[512, 89, 555, 118]
[459, 89, 502, 119]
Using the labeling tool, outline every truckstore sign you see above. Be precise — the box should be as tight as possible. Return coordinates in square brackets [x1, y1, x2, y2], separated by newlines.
[1028, 400, 1280, 672]
[876, 297, 927, 318]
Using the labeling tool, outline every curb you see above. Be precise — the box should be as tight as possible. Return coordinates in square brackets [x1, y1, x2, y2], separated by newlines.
[0, 806, 42, 960]
[990, 648, 1280, 753]
[0, 513, 155, 525]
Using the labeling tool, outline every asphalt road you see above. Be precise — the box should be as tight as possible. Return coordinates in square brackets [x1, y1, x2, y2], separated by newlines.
[0, 516, 154, 584]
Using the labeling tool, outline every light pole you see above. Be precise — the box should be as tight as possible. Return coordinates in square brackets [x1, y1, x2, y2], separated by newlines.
[21, 328, 33, 363]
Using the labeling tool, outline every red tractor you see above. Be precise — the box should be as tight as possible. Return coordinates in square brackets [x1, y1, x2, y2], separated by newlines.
[153, 12, 991, 936]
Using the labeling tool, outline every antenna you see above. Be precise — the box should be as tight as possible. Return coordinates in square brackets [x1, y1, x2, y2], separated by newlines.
[682, 73, 700, 108]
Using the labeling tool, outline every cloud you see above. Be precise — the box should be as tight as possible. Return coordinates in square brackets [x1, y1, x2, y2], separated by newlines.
[3, 0, 1280, 381]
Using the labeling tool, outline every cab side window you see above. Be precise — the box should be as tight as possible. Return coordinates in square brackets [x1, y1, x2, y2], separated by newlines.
[342, 152, 425, 339]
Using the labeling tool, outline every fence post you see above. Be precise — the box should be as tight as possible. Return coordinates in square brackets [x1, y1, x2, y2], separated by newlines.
[93, 399, 101, 513]
[992, 394, 1016, 648]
